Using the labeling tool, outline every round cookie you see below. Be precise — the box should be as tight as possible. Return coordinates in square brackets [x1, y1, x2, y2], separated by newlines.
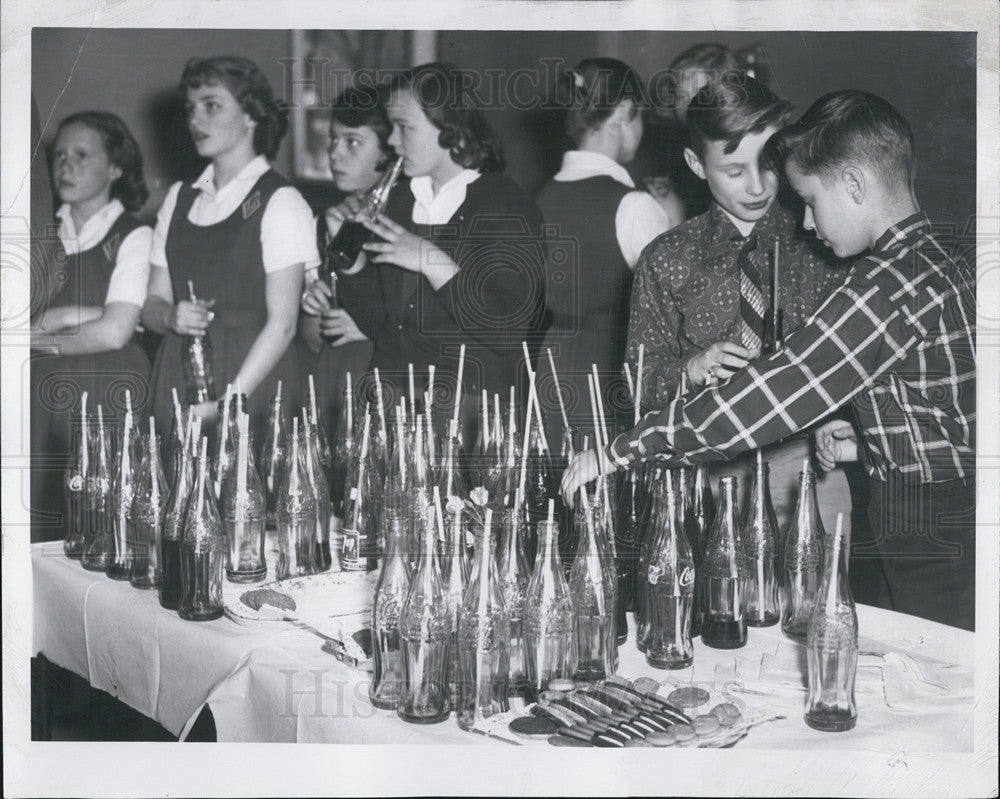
[693, 715, 721, 736]
[667, 686, 711, 709]
[632, 677, 661, 695]
[671, 723, 696, 742]
[509, 716, 559, 739]
[646, 731, 676, 747]
[548, 678, 576, 692]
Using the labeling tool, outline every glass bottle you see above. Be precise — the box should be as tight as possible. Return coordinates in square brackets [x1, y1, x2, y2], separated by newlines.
[595, 477, 627, 648]
[342, 411, 374, 572]
[614, 468, 644, 626]
[107, 407, 137, 580]
[81, 404, 113, 572]
[676, 468, 704, 638]
[457, 509, 511, 730]
[443, 496, 472, 702]
[163, 388, 186, 488]
[497, 506, 531, 697]
[212, 389, 244, 501]
[524, 422, 552, 566]
[181, 281, 215, 405]
[805, 516, 858, 732]
[741, 454, 781, 627]
[275, 418, 317, 579]
[397, 502, 452, 724]
[302, 410, 333, 572]
[160, 415, 198, 610]
[63, 396, 89, 559]
[634, 466, 667, 652]
[369, 508, 412, 710]
[221, 413, 267, 582]
[570, 487, 618, 682]
[522, 504, 575, 697]
[258, 383, 287, 526]
[331, 376, 355, 519]
[701, 476, 748, 649]
[129, 418, 167, 589]
[325, 157, 404, 272]
[178, 437, 225, 621]
[690, 463, 715, 636]
[644, 473, 696, 669]
[782, 464, 827, 641]
[468, 389, 491, 491]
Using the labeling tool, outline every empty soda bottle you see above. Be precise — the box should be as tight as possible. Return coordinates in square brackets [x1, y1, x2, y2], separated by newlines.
[741, 453, 780, 627]
[805, 514, 858, 732]
[221, 413, 267, 583]
[369, 508, 413, 710]
[456, 508, 510, 730]
[160, 413, 198, 610]
[275, 418, 317, 579]
[497, 505, 531, 697]
[129, 418, 167, 589]
[782, 462, 826, 642]
[63, 394, 90, 559]
[258, 383, 287, 526]
[107, 404, 139, 580]
[302, 409, 332, 572]
[81, 404, 113, 572]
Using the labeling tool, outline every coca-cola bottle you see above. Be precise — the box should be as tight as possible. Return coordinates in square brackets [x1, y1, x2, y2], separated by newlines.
[129, 417, 167, 589]
[178, 436, 225, 621]
[701, 476, 748, 649]
[160, 413, 199, 610]
[63, 392, 90, 559]
[330, 375, 356, 519]
[369, 507, 412, 710]
[456, 508, 510, 730]
[221, 413, 267, 582]
[163, 388, 186, 487]
[497, 505, 531, 697]
[258, 383, 287, 526]
[307, 374, 332, 476]
[570, 486, 618, 682]
[107, 403, 138, 580]
[302, 409, 333, 572]
[397, 500, 452, 724]
[522, 502, 575, 698]
[690, 463, 715, 636]
[325, 157, 404, 273]
[341, 411, 374, 572]
[634, 466, 667, 652]
[741, 453, 780, 627]
[81, 404, 113, 572]
[181, 281, 215, 405]
[275, 418, 317, 579]
[782, 463, 826, 642]
[644, 473, 696, 669]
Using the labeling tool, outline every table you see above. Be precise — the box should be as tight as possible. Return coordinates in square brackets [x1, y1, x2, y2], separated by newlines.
[31, 541, 976, 752]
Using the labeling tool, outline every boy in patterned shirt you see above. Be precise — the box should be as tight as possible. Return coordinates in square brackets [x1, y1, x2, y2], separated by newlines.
[626, 74, 850, 534]
[565, 91, 976, 631]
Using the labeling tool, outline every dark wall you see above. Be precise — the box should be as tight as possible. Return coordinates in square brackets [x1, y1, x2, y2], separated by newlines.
[33, 29, 975, 232]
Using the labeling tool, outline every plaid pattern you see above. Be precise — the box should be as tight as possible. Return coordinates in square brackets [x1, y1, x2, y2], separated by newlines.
[609, 214, 975, 484]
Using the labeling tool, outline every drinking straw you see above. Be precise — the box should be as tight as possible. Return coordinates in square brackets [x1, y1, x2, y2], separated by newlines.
[345, 373, 353, 434]
[827, 513, 844, 615]
[579, 484, 605, 616]
[187, 280, 197, 301]
[446, 418, 458, 498]
[396, 406, 407, 485]
[125, 388, 132, 418]
[591, 364, 610, 453]
[517, 372, 536, 509]
[198, 436, 208, 514]
[507, 386, 517, 468]
[428, 364, 435, 411]
[635, 343, 645, 426]
[772, 240, 780, 342]
[586, 374, 604, 478]
[215, 383, 233, 496]
[756, 450, 766, 624]
[373, 367, 388, 444]
[521, 342, 548, 454]
[80, 392, 89, 471]
[308, 374, 319, 428]
[408, 362, 416, 419]
[171, 387, 183, 440]
[359, 404, 372, 461]
[493, 393, 502, 450]
[149, 416, 160, 507]
[235, 378, 243, 418]
[476, 506, 493, 723]
[433, 485, 446, 544]
[424, 391, 436, 468]
[665, 476, 681, 647]
[236, 413, 249, 553]
[480, 390, 489, 454]
[545, 347, 570, 433]
[452, 344, 466, 429]
[268, 384, 282, 492]
[623, 362, 635, 402]
[290, 417, 299, 495]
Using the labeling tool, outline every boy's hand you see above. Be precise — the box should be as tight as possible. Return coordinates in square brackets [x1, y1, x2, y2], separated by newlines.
[814, 419, 858, 471]
[560, 448, 616, 506]
[301, 278, 332, 316]
[686, 341, 758, 387]
[319, 309, 368, 346]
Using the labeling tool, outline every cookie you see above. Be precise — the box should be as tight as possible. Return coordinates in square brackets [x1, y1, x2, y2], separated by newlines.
[667, 686, 710, 709]
[709, 702, 742, 726]
[509, 716, 559, 739]
[645, 731, 676, 747]
[671, 723, 696, 742]
[632, 677, 661, 696]
[693, 715, 721, 736]
[241, 588, 295, 612]
[548, 678, 576, 692]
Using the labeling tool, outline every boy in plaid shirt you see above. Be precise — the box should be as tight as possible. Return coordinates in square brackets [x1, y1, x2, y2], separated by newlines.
[563, 91, 976, 631]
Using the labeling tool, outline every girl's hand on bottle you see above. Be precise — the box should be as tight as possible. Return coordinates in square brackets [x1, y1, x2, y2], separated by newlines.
[301, 278, 332, 316]
[319, 308, 367, 346]
[170, 298, 215, 336]
[361, 216, 434, 274]
[324, 193, 365, 239]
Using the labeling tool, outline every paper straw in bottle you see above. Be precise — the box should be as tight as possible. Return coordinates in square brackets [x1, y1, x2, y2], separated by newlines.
[428, 364, 435, 410]
[149, 416, 160, 506]
[493, 394, 502, 450]
[433, 485, 445, 545]
[408, 363, 416, 419]
[424, 391, 436, 467]
[269, 382, 282, 488]
[517, 372, 535, 509]
[772, 240, 780, 335]
[235, 379, 243, 418]
[756, 449, 766, 624]
[125, 388, 132, 418]
[826, 513, 843, 617]
[591, 364, 610, 452]
[373, 367, 387, 444]
[475, 505, 493, 723]
[635, 343, 645, 426]
[345, 373, 353, 434]
[308, 374, 319, 428]
[452, 344, 465, 429]
[236, 412, 249, 548]
[171, 387, 183, 438]
[215, 383, 233, 496]
[545, 347, 570, 435]
[623, 362, 635, 403]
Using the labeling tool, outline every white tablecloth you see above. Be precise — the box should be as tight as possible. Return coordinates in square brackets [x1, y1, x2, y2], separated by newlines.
[32, 541, 975, 751]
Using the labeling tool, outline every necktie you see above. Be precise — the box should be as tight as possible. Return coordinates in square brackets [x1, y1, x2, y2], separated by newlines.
[738, 234, 765, 351]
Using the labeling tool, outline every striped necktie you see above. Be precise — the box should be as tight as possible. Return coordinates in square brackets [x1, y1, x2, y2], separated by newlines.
[738, 234, 765, 351]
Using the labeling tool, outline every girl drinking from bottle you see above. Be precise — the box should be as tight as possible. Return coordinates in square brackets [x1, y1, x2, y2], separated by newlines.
[141, 55, 319, 442]
[334, 62, 545, 435]
[30, 111, 153, 540]
[299, 84, 392, 432]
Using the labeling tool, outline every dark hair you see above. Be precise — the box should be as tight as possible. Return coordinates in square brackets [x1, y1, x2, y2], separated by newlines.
[763, 90, 915, 191]
[180, 55, 288, 160]
[670, 42, 741, 78]
[387, 62, 505, 173]
[56, 111, 149, 212]
[330, 84, 394, 170]
[686, 73, 793, 160]
[557, 57, 649, 145]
